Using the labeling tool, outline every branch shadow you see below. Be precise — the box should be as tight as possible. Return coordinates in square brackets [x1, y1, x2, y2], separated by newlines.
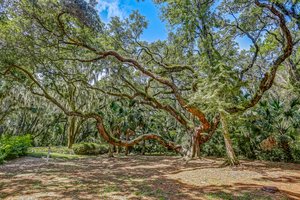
[0, 156, 299, 199]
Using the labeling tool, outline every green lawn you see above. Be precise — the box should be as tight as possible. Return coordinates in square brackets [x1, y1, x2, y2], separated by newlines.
[27, 147, 88, 160]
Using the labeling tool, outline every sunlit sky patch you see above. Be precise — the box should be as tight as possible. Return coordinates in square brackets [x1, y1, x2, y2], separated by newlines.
[95, 0, 250, 49]
[96, 0, 167, 42]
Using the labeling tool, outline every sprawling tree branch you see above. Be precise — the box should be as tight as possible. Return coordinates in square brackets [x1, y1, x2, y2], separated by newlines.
[228, 0, 294, 113]
[2, 64, 182, 152]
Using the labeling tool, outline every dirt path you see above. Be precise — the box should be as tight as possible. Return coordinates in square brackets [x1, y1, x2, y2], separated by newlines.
[0, 156, 299, 200]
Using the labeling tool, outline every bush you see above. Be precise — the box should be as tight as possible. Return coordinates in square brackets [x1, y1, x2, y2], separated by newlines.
[257, 148, 286, 162]
[72, 142, 108, 155]
[292, 144, 300, 163]
[0, 135, 32, 164]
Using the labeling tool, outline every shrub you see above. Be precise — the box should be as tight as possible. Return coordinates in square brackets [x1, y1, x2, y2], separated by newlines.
[0, 135, 32, 164]
[291, 144, 300, 163]
[257, 148, 286, 162]
[72, 142, 109, 155]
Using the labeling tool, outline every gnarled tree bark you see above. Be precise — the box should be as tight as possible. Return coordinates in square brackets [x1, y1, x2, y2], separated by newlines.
[220, 112, 239, 166]
[67, 116, 83, 148]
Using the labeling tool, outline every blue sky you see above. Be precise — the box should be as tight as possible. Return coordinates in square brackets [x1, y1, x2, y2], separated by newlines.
[97, 0, 167, 42]
[96, 0, 251, 49]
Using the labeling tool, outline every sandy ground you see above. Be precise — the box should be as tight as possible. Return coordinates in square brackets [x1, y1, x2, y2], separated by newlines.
[0, 156, 299, 200]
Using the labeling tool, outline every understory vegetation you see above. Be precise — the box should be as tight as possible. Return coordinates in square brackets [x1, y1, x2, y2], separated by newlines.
[0, 135, 31, 164]
[72, 142, 109, 155]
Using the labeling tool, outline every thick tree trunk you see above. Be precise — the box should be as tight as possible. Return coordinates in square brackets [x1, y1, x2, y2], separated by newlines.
[186, 116, 221, 160]
[67, 117, 77, 149]
[220, 112, 239, 166]
[182, 132, 197, 161]
[191, 133, 201, 159]
[115, 129, 121, 154]
[108, 144, 114, 157]
[67, 136, 75, 149]
[67, 117, 84, 148]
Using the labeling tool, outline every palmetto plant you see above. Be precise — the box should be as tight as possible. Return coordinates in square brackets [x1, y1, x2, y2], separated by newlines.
[250, 96, 300, 161]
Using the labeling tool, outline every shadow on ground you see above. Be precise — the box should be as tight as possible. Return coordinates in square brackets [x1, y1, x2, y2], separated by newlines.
[0, 156, 299, 200]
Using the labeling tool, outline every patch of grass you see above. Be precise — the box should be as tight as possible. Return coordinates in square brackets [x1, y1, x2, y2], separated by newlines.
[31, 180, 43, 189]
[27, 146, 101, 160]
[0, 192, 9, 199]
[144, 152, 178, 156]
[101, 185, 119, 193]
[32, 183, 42, 189]
[135, 185, 166, 199]
[27, 151, 86, 160]
[63, 185, 72, 189]
[28, 147, 74, 154]
[205, 192, 273, 200]
[5, 172, 16, 177]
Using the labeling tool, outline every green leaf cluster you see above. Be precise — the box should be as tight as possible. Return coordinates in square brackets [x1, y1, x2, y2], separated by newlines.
[0, 134, 32, 164]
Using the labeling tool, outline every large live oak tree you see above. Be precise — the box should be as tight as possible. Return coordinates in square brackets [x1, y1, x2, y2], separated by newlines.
[0, 0, 298, 164]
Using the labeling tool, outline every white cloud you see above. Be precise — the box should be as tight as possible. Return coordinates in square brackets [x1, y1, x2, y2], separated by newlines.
[96, 0, 126, 20]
